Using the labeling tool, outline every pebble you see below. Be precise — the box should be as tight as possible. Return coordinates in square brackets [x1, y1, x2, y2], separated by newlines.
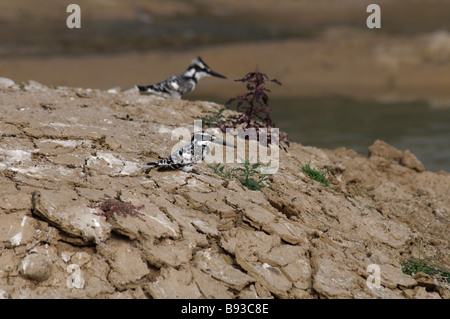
[20, 254, 53, 282]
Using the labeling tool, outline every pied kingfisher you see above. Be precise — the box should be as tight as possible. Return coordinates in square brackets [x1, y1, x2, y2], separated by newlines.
[145, 131, 235, 173]
[136, 57, 226, 99]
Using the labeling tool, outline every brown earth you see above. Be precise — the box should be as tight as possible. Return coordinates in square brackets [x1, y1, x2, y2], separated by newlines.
[0, 79, 449, 299]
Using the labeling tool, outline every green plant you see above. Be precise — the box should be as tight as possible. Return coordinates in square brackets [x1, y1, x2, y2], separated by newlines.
[400, 240, 450, 283]
[208, 158, 271, 191]
[301, 162, 330, 188]
[401, 260, 450, 283]
[233, 159, 272, 191]
[209, 163, 234, 180]
[200, 107, 229, 128]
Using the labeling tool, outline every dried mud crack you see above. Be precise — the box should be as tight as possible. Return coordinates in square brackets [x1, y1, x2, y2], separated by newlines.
[0, 79, 449, 299]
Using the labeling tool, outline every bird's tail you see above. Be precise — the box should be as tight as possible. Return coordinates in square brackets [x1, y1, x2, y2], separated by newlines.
[146, 161, 159, 166]
[136, 85, 147, 91]
[136, 85, 156, 96]
[143, 161, 159, 173]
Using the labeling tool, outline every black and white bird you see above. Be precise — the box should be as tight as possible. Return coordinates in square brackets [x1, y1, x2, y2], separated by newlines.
[145, 131, 235, 173]
[136, 57, 226, 99]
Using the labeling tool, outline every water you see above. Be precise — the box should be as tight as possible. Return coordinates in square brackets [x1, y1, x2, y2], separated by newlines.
[249, 96, 450, 172]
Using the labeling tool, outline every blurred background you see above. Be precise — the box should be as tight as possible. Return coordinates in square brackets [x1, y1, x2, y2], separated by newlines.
[1, 0, 449, 171]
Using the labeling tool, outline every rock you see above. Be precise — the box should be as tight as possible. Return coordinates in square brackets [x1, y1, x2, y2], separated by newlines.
[436, 284, 450, 299]
[191, 268, 234, 299]
[0, 213, 39, 247]
[146, 267, 202, 299]
[411, 271, 447, 297]
[141, 238, 193, 268]
[368, 140, 403, 162]
[237, 285, 260, 298]
[192, 219, 219, 237]
[219, 228, 281, 256]
[380, 264, 417, 289]
[31, 190, 111, 244]
[261, 244, 312, 290]
[106, 197, 180, 241]
[412, 286, 442, 299]
[194, 248, 254, 290]
[413, 272, 434, 287]
[20, 254, 53, 282]
[97, 239, 150, 290]
[310, 239, 366, 299]
[235, 245, 292, 298]
[362, 216, 412, 248]
[401, 150, 425, 172]
[85, 151, 140, 176]
[0, 192, 33, 213]
[0, 289, 8, 299]
[70, 252, 91, 266]
[241, 203, 309, 245]
[75, 255, 115, 296]
[368, 140, 425, 172]
[0, 249, 20, 276]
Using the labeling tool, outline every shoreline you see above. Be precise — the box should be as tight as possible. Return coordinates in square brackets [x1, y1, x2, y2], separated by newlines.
[2, 29, 450, 108]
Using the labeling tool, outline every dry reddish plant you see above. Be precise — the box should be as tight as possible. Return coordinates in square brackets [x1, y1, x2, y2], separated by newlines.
[90, 196, 145, 220]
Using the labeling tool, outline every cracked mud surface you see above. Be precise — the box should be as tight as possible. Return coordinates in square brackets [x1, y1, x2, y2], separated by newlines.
[0, 80, 449, 298]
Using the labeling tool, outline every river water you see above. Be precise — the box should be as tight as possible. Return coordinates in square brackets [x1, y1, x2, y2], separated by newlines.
[195, 95, 450, 172]
[268, 96, 450, 172]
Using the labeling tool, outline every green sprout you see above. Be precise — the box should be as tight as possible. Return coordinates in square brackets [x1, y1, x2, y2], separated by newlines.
[209, 158, 271, 191]
[301, 162, 330, 188]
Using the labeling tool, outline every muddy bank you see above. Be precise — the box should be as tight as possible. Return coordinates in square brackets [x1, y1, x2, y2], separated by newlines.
[0, 79, 448, 298]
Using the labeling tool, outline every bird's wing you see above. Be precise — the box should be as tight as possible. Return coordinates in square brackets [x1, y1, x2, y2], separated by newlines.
[138, 73, 197, 98]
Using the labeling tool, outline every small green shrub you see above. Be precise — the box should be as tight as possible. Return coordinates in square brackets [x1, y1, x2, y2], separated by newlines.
[200, 108, 231, 128]
[209, 158, 271, 191]
[301, 162, 330, 188]
[401, 260, 450, 283]
[400, 242, 449, 283]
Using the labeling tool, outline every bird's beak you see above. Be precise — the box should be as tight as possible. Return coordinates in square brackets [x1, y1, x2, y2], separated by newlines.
[208, 70, 227, 79]
[213, 138, 236, 148]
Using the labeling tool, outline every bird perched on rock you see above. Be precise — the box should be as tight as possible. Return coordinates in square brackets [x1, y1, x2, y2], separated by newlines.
[145, 131, 235, 173]
[136, 57, 226, 99]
